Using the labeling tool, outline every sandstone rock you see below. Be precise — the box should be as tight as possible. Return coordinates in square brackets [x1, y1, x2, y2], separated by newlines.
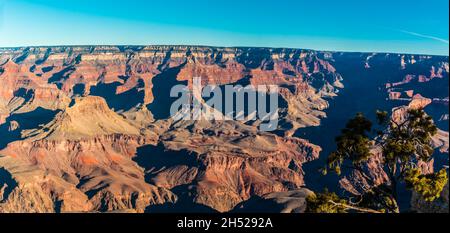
[142, 117, 321, 212]
[8, 121, 19, 132]
[0, 46, 447, 213]
[23, 96, 140, 140]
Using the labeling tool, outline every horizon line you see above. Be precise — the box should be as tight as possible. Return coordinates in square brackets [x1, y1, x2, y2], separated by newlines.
[0, 43, 449, 57]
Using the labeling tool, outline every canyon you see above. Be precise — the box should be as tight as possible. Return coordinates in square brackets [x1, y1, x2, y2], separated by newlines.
[0, 46, 448, 213]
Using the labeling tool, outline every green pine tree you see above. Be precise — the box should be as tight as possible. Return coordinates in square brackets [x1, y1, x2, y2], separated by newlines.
[307, 108, 448, 213]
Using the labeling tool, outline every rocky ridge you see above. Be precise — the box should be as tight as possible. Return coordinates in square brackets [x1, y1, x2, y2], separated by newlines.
[0, 46, 448, 212]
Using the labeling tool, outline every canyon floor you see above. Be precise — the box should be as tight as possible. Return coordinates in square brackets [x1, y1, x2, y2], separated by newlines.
[0, 46, 448, 213]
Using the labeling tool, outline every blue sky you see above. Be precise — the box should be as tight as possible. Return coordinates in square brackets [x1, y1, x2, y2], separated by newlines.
[0, 0, 448, 55]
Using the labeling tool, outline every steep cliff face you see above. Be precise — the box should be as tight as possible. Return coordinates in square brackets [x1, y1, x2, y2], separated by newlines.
[339, 96, 447, 194]
[0, 46, 343, 131]
[142, 118, 321, 212]
[0, 46, 448, 213]
[0, 155, 93, 213]
[0, 96, 174, 212]
[1, 46, 333, 212]
[23, 96, 141, 140]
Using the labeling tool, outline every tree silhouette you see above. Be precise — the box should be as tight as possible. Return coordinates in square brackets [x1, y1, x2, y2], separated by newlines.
[307, 108, 448, 213]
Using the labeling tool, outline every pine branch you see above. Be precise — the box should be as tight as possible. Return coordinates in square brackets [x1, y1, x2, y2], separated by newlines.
[327, 200, 383, 213]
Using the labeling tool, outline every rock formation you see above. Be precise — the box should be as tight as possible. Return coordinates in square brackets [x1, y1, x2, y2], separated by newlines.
[0, 46, 448, 213]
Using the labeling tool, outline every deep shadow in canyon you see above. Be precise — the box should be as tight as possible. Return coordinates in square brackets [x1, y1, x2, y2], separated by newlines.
[296, 54, 448, 211]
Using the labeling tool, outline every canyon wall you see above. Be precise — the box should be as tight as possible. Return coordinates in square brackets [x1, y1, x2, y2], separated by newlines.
[0, 46, 448, 212]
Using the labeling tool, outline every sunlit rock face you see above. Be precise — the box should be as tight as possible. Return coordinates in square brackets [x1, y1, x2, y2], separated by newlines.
[0, 46, 448, 212]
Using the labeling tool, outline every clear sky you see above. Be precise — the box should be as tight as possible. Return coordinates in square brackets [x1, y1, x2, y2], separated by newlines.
[0, 0, 448, 55]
